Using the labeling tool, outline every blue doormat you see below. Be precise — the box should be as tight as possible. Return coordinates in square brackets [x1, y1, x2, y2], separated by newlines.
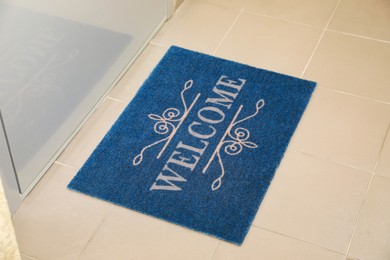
[68, 46, 316, 245]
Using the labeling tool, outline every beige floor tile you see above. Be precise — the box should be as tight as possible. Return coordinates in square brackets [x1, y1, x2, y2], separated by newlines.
[213, 227, 345, 260]
[253, 151, 371, 253]
[290, 88, 390, 172]
[13, 1, 390, 258]
[328, 0, 390, 41]
[79, 208, 219, 260]
[109, 44, 167, 103]
[151, 1, 239, 53]
[215, 13, 322, 77]
[348, 175, 390, 260]
[376, 127, 390, 177]
[57, 99, 126, 169]
[245, 0, 339, 27]
[304, 31, 390, 103]
[13, 163, 111, 260]
[21, 254, 38, 260]
[188, 0, 247, 10]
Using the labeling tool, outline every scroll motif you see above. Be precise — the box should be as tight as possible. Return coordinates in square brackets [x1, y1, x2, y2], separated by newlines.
[203, 99, 265, 191]
[133, 80, 200, 166]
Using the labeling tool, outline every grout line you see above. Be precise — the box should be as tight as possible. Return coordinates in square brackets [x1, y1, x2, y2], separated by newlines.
[209, 241, 221, 260]
[254, 226, 346, 256]
[244, 10, 320, 30]
[54, 161, 76, 169]
[373, 122, 390, 172]
[212, 9, 243, 55]
[300, 29, 325, 78]
[290, 148, 375, 176]
[345, 172, 375, 257]
[326, 29, 390, 44]
[192, 0, 244, 11]
[77, 213, 109, 259]
[20, 253, 40, 260]
[376, 173, 390, 181]
[241, 0, 249, 10]
[148, 42, 169, 50]
[106, 96, 124, 103]
[300, 0, 342, 78]
[316, 86, 390, 106]
[149, 41, 169, 49]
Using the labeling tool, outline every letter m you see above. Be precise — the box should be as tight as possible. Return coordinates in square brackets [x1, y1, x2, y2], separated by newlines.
[205, 86, 238, 109]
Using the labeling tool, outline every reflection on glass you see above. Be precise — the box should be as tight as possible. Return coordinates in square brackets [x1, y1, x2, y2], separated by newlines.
[0, 2, 138, 192]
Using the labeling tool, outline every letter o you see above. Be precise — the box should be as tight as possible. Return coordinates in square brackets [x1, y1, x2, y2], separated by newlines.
[197, 106, 225, 124]
[188, 121, 217, 139]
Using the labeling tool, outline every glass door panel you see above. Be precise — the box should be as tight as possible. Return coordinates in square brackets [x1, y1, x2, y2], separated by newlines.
[0, 0, 166, 192]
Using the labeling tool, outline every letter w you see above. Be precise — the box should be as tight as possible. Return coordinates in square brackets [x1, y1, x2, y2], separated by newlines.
[150, 165, 187, 191]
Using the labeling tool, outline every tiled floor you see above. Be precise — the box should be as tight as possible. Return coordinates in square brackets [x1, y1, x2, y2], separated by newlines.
[13, 0, 390, 259]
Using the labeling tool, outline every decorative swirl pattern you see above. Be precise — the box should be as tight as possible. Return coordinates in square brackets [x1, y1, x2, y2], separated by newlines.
[26, 72, 59, 97]
[23, 50, 80, 98]
[133, 79, 199, 166]
[153, 121, 172, 135]
[233, 127, 250, 141]
[206, 99, 265, 191]
[223, 127, 258, 155]
[148, 108, 180, 135]
[133, 136, 170, 166]
[163, 108, 181, 121]
[211, 152, 224, 191]
[224, 141, 243, 156]
[46, 49, 80, 70]
[4, 50, 80, 130]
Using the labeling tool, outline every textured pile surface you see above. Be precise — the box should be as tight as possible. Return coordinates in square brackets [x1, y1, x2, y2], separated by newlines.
[68, 46, 316, 245]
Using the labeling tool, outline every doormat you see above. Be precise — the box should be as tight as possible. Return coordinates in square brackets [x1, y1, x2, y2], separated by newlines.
[68, 46, 316, 245]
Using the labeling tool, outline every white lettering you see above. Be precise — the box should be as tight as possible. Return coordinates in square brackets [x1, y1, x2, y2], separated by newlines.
[150, 75, 247, 192]
[198, 106, 225, 124]
[188, 121, 216, 139]
[150, 164, 187, 191]
[216, 75, 246, 91]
